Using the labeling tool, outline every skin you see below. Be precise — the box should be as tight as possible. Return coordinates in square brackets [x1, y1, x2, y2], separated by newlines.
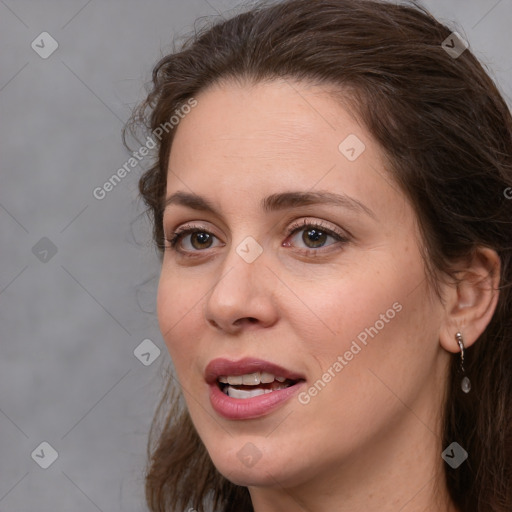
[156, 78, 500, 512]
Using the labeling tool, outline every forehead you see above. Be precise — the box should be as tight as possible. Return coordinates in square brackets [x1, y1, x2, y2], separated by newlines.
[170, 80, 372, 171]
[170, 79, 358, 159]
[165, 78, 406, 222]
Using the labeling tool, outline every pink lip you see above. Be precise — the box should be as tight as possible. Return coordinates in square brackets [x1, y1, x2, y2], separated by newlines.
[205, 357, 306, 420]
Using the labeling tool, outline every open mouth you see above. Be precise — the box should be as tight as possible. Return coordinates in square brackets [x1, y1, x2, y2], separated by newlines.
[206, 359, 307, 419]
[217, 372, 299, 399]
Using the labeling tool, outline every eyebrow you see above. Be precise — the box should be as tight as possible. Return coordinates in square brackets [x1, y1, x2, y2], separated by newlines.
[163, 190, 376, 219]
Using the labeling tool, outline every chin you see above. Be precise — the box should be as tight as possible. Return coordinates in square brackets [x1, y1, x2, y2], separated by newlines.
[219, 465, 294, 489]
[207, 444, 301, 488]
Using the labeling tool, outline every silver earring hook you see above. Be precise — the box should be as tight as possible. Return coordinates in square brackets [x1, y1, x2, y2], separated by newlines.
[455, 331, 464, 373]
[456, 332, 471, 393]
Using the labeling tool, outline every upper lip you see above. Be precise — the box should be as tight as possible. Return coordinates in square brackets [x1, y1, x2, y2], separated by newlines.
[205, 357, 306, 384]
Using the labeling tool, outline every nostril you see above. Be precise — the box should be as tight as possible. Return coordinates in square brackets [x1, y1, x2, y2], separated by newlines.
[234, 317, 258, 326]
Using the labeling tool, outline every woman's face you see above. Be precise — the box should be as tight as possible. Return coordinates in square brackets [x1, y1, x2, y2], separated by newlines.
[157, 79, 450, 494]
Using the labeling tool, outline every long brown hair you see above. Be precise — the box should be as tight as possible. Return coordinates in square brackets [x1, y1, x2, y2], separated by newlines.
[125, 1, 512, 510]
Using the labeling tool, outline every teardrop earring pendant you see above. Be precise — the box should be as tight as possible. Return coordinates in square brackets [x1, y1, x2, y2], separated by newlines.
[456, 332, 471, 393]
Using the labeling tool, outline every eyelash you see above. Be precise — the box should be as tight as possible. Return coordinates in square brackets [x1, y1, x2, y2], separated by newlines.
[163, 219, 350, 257]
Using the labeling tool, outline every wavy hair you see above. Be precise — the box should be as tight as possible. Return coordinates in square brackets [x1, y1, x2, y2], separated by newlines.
[125, 1, 512, 510]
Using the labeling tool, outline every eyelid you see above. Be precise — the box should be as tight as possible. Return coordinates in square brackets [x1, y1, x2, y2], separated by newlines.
[163, 217, 351, 254]
[286, 218, 350, 241]
[163, 222, 221, 250]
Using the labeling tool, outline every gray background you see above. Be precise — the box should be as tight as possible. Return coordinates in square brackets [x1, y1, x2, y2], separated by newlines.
[0, 0, 510, 510]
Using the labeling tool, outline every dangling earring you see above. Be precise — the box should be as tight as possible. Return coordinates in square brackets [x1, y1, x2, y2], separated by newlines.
[456, 332, 471, 393]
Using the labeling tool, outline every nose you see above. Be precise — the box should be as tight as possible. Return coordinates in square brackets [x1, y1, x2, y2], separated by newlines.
[203, 242, 278, 334]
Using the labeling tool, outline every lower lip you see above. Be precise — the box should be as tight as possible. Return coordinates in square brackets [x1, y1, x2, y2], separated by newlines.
[209, 381, 305, 420]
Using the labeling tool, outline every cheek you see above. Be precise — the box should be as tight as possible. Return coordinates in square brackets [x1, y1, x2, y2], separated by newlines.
[299, 271, 440, 433]
[288, 255, 417, 360]
[156, 271, 203, 369]
[294, 250, 434, 406]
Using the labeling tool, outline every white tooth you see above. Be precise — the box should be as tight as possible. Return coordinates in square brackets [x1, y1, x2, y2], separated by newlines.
[227, 386, 266, 399]
[264, 388, 273, 394]
[218, 376, 228, 383]
[275, 376, 286, 382]
[242, 372, 261, 385]
[227, 375, 243, 385]
[260, 372, 275, 383]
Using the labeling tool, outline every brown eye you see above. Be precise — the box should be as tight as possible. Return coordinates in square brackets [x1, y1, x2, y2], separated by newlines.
[189, 232, 213, 249]
[301, 227, 329, 248]
[286, 221, 349, 252]
[165, 226, 221, 252]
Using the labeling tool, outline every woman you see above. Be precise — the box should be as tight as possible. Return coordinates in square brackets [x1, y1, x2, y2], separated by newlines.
[126, 0, 512, 510]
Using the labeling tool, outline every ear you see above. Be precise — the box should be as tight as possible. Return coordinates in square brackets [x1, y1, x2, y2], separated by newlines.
[439, 247, 501, 354]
